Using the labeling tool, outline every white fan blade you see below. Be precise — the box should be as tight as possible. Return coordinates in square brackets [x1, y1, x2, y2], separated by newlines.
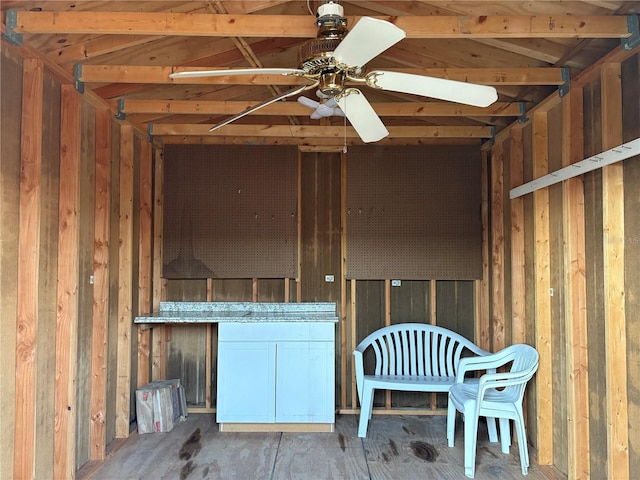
[366, 71, 498, 107]
[170, 68, 305, 79]
[297, 96, 320, 109]
[210, 83, 316, 132]
[336, 89, 388, 143]
[333, 17, 405, 68]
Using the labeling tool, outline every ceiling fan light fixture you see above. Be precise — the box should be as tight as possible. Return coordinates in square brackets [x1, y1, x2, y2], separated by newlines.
[318, 70, 346, 96]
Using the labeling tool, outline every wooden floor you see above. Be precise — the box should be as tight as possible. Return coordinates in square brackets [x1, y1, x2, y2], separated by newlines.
[89, 413, 559, 480]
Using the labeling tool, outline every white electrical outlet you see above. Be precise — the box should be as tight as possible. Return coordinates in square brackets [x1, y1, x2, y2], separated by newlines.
[391, 280, 402, 287]
[325, 275, 335, 283]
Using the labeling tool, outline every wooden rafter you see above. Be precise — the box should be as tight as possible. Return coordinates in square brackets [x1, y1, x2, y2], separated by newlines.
[149, 124, 492, 138]
[10, 12, 633, 38]
[77, 65, 566, 85]
[118, 99, 523, 117]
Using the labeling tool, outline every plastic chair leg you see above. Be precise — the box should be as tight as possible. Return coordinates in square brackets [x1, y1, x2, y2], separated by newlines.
[498, 417, 511, 453]
[357, 385, 375, 438]
[514, 414, 529, 473]
[463, 411, 479, 478]
[447, 402, 457, 447]
[486, 416, 498, 442]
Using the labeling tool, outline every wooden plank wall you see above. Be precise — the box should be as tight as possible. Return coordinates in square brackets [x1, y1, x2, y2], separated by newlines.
[489, 48, 639, 478]
[621, 53, 640, 480]
[0, 44, 22, 480]
[0, 41, 155, 477]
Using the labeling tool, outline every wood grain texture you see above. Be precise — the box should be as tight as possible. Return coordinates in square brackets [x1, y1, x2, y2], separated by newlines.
[0, 44, 22, 480]
[137, 140, 153, 388]
[15, 11, 630, 38]
[621, 52, 640, 480]
[532, 110, 552, 465]
[152, 124, 492, 139]
[90, 107, 111, 461]
[509, 127, 526, 346]
[76, 98, 97, 471]
[547, 102, 568, 473]
[90, 414, 553, 480]
[490, 142, 505, 352]
[151, 149, 166, 381]
[561, 86, 590, 480]
[14, 58, 44, 480]
[600, 61, 629, 480]
[33, 67, 61, 480]
[115, 125, 134, 438]
[478, 151, 490, 352]
[54, 84, 82, 480]
[105, 120, 121, 446]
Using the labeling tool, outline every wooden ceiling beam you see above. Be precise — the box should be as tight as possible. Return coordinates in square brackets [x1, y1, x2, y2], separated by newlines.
[164, 137, 482, 146]
[118, 99, 523, 117]
[162, 136, 482, 146]
[149, 124, 493, 138]
[78, 65, 565, 85]
[11, 12, 632, 39]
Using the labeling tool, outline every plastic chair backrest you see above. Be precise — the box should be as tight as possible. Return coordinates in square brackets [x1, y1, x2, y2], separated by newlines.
[356, 323, 487, 378]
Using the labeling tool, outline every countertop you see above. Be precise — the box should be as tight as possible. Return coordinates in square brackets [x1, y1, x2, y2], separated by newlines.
[134, 301, 339, 324]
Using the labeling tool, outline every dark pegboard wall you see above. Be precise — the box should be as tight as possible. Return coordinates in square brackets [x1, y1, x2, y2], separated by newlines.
[162, 145, 298, 279]
[346, 145, 482, 280]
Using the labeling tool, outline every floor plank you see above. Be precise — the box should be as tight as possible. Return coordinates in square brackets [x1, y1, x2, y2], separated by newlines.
[88, 414, 561, 480]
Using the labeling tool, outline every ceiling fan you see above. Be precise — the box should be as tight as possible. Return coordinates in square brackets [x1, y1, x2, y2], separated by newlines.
[169, 1, 498, 143]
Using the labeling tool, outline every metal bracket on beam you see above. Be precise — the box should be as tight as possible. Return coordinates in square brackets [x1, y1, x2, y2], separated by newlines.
[623, 15, 640, 50]
[558, 67, 570, 97]
[73, 64, 85, 94]
[518, 102, 529, 123]
[487, 126, 496, 146]
[2, 10, 23, 46]
[115, 99, 126, 120]
[147, 123, 163, 148]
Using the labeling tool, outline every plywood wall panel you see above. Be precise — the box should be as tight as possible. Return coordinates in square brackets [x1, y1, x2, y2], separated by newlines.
[34, 71, 61, 480]
[128, 136, 141, 419]
[347, 146, 482, 280]
[166, 280, 207, 405]
[547, 102, 568, 473]
[75, 100, 97, 470]
[105, 121, 121, 445]
[522, 123, 538, 446]
[435, 281, 475, 341]
[0, 45, 22, 480]
[389, 280, 430, 408]
[622, 53, 640, 478]
[256, 279, 288, 302]
[355, 280, 386, 407]
[583, 79, 608, 480]
[300, 152, 341, 303]
[162, 145, 298, 279]
[209, 279, 254, 301]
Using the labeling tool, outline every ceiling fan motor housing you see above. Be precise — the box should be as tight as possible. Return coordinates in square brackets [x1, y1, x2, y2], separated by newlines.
[299, 1, 354, 95]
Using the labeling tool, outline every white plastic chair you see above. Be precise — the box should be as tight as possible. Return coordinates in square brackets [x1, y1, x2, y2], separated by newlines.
[446, 344, 539, 478]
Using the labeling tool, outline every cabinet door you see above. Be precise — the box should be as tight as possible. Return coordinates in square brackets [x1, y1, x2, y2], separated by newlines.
[217, 342, 276, 423]
[275, 342, 335, 423]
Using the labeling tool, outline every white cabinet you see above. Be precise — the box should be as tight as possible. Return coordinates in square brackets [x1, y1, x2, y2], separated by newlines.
[217, 322, 335, 428]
